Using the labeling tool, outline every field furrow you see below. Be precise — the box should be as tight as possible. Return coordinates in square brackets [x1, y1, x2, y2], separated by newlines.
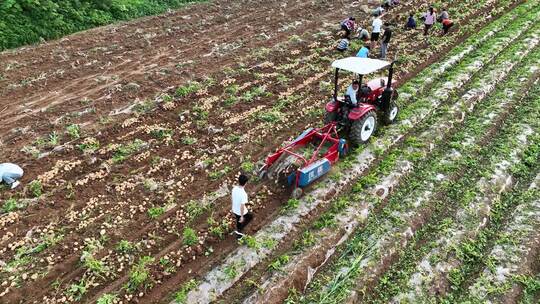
[459, 173, 540, 303]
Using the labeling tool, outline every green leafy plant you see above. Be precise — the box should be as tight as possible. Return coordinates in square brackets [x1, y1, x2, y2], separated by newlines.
[257, 110, 282, 123]
[147, 206, 165, 219]
[78, 137, 100, 153]
[240, 161, 254, 172]
[97, 293, 119, 304]
[209, 166, 231, 180]
[150, 127, 174, 140]
[116, 240, 135, 254]
[268, 254, 290, 271]
[223, 264, 238, 280]
[48, 131, 60, 146]
[182, 228, 198, 247]
[112, 139, 145, 163]
[181, 136, 197, 145]
[239, 235, 260, 249]
[175, 82, 200, 97]
[126, 256, 155, 292]
[2, 198, 19, 213]
[66, 124, 81, 139]
[173, 279, 199, 303]
[28, 180, 43, 197]
[186, 200, 206, 221]
[207, 216, 229, 239]
[66, 278, 90, 301]
[225, 84, 240, 95]
[134, 99, 156, 114]
[84, 254, 109, 277]
[281, 198, 300, 214]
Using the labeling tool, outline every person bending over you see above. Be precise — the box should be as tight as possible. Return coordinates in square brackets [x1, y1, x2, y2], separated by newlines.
[0, 163, 24, 190]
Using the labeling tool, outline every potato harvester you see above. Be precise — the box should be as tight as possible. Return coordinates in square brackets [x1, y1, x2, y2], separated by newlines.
[258, 122, 348, 198]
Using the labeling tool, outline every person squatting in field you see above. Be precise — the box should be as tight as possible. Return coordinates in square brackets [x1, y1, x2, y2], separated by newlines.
[356, 44, 370, 58]
[337, 34, 350, 52]
[356, 26, 370, 42]
[405, 13, 417, 30]
[0, 163, 24, 189]
[340, 17, 356, 38]
[231, 174, 253, 239]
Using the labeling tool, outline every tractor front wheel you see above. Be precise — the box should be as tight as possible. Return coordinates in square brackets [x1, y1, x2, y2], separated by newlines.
[324, 111, 338, 124]
[350, 110, 377, 145]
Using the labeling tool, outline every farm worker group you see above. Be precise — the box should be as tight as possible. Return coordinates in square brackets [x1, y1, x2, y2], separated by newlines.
[0, 163, 24, 190]
[336, 3, 453, 58]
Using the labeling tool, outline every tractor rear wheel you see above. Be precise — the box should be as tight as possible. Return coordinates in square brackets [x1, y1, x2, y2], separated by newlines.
[383, 101, 399, 124]
[324, 111, 338, 124]
[350, 110, 377, 145]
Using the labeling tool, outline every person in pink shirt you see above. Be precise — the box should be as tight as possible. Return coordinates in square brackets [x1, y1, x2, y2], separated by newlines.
[422, 7, 436, 36]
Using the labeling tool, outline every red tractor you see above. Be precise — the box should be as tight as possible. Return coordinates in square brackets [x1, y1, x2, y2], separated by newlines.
[325, 57, 399, 145]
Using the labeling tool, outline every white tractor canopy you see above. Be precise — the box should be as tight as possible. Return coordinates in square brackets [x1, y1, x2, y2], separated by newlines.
[331, 57, 391, 75]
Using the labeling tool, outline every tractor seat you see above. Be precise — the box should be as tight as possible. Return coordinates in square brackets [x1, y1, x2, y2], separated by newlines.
[360, 85, 372, 97]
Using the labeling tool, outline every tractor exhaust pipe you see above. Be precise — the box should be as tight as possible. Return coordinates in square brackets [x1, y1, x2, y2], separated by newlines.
[381, 60, 396, 112]
[387, 61, 395, 90]
[333, 68, 339, 102]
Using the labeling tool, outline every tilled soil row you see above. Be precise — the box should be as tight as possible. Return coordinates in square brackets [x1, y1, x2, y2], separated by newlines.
[0, 0, 524, 302]
[465, 174, 540, 303]
[0, 0, 342, 136]
[0, 0, 486, 290]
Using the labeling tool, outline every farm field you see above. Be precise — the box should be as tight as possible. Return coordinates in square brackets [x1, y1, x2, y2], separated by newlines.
[0, 0, 539, 304]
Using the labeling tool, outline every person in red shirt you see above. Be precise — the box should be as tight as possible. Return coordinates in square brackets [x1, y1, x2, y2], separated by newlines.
[438, 8, 453, 35]
[442, 18, 454, 34]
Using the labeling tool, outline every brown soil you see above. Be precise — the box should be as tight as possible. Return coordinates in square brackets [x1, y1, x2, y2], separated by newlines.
[0, 0, 524, 303]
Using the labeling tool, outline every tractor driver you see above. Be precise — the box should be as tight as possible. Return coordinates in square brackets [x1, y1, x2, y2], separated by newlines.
[345, 80, 360, 106]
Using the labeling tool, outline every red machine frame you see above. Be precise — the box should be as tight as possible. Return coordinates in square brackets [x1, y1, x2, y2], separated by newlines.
[259, 122, 347, 191]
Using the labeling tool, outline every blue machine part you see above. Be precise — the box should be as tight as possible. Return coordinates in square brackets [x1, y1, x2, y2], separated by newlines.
[292, 128, 314, 143]
[287, 158, 331, 188]
[338, 138, 347, 156]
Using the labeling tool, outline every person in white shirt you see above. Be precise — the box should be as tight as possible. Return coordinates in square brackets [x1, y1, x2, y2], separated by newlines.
[231, 174, 252, 239]
[0, 163, 24, 189]
[422, 7, 436, 36]
[345, 80, 360, 106]
[371, 16, 383, 49]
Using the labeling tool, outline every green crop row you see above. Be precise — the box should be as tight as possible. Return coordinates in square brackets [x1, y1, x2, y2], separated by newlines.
[367, 86, 540, 304]
[296, 35, 540, 304]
